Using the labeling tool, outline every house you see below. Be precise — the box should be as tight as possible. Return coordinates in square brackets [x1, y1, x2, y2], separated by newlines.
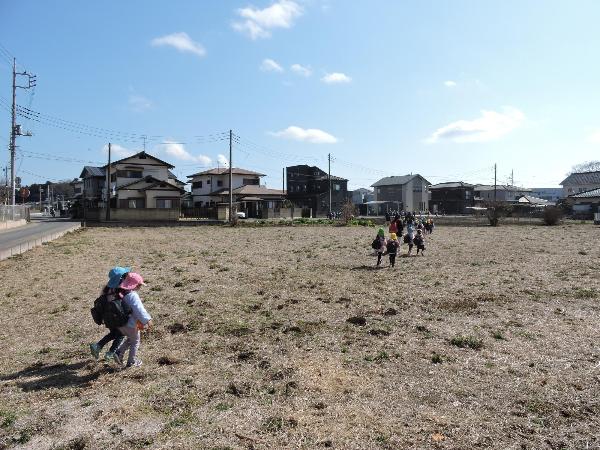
[370, 174, 431, 212]
[106, 152, 185, 211]
[79, 152, 185, 220]
[560, 171, 600, 198]
[286, 165, 349, 216]
[429, 182, 475, 214]
[70, 178, 84, 200]
[351, 188, 374, 205]
[79, 166, 106, 207]
[187, 167, 265, 207]
[473, 185, 532, 203]
[209, 184, 287, 218]
[565, 187, 600, 218]
[530, 188, 562, 202]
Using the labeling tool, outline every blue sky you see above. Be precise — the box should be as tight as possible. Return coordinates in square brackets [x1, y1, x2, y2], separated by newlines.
[1, 0, 599, 189]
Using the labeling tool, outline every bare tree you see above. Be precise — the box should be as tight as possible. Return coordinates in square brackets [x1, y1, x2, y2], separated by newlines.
[568, 161, 600, 174]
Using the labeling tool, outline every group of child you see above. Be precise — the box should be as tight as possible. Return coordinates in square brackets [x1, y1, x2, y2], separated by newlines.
[89, 267, 153, 368]
[371, 214, 431, 267]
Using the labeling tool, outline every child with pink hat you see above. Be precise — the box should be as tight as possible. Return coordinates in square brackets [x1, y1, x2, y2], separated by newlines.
[114, 272, 153, 368]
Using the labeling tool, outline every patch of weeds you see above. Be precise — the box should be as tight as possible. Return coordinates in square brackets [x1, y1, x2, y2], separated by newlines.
[218, 267, 230, 272]
[573, 288, 597, 299]
[150, 286, 163, 292]
[0, 410, 17, 428]
[50, 304, 69, 314]
[173, 281, 185, 288]
[80, 400, 93, 407]
[578, 250, 588, 255]
[262, 416, 297, 433]
[492, 330, 506, 340]
[364, 350, 389, 362]
[431, 352, 443, 364]
[216, 321, 252, 337]
[450, 335, 483, 350]
[215, 402, 232, 412]
[13, 429, 32, 444]
[416, 325, 433, 338]
[39, 347, 53, 354]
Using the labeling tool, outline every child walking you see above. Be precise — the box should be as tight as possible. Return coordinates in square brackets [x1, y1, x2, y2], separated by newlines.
[414, 229, 426, 255]
[114, 272, 153, 368]
[89, 266, 130, 362]
[373, 228, 387, 268]
[404, 222, 415, 255]
[386, 232, 400, 268]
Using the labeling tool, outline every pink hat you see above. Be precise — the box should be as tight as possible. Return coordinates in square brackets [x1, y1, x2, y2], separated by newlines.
[120, 272, 145, 290]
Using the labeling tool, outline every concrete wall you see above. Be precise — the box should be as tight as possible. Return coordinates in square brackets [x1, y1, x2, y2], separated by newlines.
[190, 174, 260, 204]
[99, 208, 180, 222]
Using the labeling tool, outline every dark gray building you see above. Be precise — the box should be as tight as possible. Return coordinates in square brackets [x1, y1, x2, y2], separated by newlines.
[286, 165, 349, 216]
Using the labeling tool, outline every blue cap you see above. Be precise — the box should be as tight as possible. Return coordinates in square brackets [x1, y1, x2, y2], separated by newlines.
[107, 266, 131, 288]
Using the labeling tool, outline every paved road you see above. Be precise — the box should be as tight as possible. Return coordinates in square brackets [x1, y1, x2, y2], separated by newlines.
[0, 216, 81, 259]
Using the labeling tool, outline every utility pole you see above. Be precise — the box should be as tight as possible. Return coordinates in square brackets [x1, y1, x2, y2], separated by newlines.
[282, 168, 285, 194]
[82, 180, 86, 227]
[328, 153, 332, 217]
[229, 130, 233, 223]
[494, 163, 497, 202]
[106, 143, 111, 221]
[511, 169, 514, 186]
[38, 185, 42, 211]
[9, 58, 35, 208]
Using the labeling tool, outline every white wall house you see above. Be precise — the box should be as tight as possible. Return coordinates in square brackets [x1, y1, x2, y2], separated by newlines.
[187, 168, 265, 207]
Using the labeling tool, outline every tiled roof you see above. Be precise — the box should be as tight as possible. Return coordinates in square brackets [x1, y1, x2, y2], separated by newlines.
[80, 166, 104, 178]
[518, 195, 549, 204]
[106, 151, 175, 169]
[187, 167, 266, 177]
[209, 185, 285, 197]
[569, 187, 600, 198]
[430, 182, 474, 189]
[560, 171, 600, 186]
[371, 174, 431, 187]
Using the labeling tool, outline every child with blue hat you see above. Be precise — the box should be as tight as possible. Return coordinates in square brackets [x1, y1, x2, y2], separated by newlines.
[89, 266, 131, 362]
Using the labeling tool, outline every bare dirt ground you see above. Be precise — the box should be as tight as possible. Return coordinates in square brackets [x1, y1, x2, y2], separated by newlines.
[0, 224, 599, 449]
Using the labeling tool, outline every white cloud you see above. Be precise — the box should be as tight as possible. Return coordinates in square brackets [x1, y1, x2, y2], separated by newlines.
[217, 154, 229, 167]
[101, 144, 135, 159]
[260, 58, 284, 72]
[321, 72, 352, 84]
[128, 94, 153, 112]
[426, 107, 525, 144]
[162, 141, 212, 164]
[151, 32, 206, 58]
[444, 80, 457, 87]
[587, 130, 600, 144]
[270, 126, 338, 144]
[290, 63, 312, 77]
[233, 0, 303, 40]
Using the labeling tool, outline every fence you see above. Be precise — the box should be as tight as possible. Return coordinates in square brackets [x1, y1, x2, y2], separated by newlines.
[0, 205, 30, 223]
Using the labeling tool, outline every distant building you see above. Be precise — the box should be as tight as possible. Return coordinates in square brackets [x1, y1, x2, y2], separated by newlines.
[351, 188, 374, 205]
[530, 188, 562, 202]
[286, 164, 349, 216]
[566, 187, 600, 218]
[429, 182, 475, 214]
[370, 174, 431, 212]
[187, 167, 265, 207]
[473, 185, 532, 203]
[560, 171, 600, 198]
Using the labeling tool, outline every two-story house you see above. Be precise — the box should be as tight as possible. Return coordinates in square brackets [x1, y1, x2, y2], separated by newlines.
[560, 171, 600, 198]
[79, 166, 106, 207]
[286, 165, 349, 216]
[429, 182, 475, 214]
[187, 167, 266, 207]
[370, 174, 431, 212]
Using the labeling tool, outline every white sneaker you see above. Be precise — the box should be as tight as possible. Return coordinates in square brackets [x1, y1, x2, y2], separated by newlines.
[126, 359, 143, 368]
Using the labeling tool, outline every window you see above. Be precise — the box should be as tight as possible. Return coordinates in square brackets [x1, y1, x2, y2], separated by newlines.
[116, 170, 143, 179]
[156, 198, 180, 208]
[206, 179, 211, 184]
[119, 198, 145, 208]
[303, 184, 307, 192]
[217, 180, 223, 187]
[243, 178, 259, 185]
[192, 181, 202, 189]
[334, 184, 340, 191]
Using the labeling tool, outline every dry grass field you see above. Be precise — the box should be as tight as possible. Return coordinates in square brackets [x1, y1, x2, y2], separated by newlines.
[0, 224, 599, 449]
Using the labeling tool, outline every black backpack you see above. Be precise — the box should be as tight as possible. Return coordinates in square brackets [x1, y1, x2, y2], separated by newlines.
[102, 296, 132, 329]
[386, 240, 397, 254]
[371, 238, 381, 250]
[90, 294, 108, 325]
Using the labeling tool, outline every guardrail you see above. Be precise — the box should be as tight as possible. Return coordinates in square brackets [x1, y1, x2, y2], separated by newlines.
[0, 205, 30, 222]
